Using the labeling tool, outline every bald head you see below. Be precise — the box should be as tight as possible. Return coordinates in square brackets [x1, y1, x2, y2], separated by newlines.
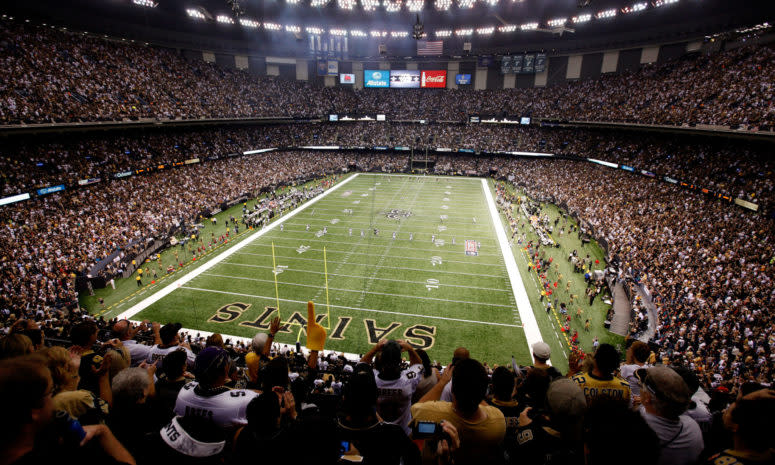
[453, 347, 470, 362]
[112, 320, 131, 340]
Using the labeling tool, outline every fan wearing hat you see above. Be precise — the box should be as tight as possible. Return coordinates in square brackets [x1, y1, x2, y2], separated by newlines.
[530, 341, 563, 380]
[508, 378, 587, 464]
[174, 346, 259, 430]
[638, 366, 703, 465]
[146, 323, 195, 368]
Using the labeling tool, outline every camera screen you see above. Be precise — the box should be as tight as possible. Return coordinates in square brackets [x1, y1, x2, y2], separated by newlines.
[417, 422, 436, 434]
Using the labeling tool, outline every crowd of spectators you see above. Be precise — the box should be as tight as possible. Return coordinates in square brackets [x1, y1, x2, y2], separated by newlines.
[1, 304, 773, 464]
[1, 19, 774, 128]
[3, 123, 773, 207]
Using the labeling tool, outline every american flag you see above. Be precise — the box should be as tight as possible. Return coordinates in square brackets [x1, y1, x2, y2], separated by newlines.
[417, 40, 443, 56]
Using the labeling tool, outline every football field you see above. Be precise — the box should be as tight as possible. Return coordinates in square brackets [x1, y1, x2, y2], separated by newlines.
[120, 173, 540, 365]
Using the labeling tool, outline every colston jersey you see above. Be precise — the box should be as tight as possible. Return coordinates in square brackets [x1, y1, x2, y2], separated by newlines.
[571, 372, 630, 404]
[373, 364, 423, 435]
[174, 382, 259, 429]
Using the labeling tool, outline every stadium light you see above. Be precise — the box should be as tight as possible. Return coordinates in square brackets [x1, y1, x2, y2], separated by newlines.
[216, 15, 235, 24]
[337, 0, 357, 8]
[263, 22, 281, 30]
[498, 24, 516, 33]
[435, 29, 452, 37]
[310, 0, 327, 6]
[362, 0, 380, 11]
[520, 22, 538, 30]
[547, 18, 567, 27]
[457, 0, 475, 8]
[621, 2, 647, 13]
[306, 26, 324, 34]
[384, 0, 403, 13]
[330, 28, 348, 36]
[239, 18, 260, 28]
[391, 30, 409, 37]
[653, 0, 678, 6]
[407, 0, 424, 12]
[455, 28, 473, 36]
[186, 8, 206, 19]
[132, 0, 158, 7]
[476, 26, 494, 35]
[596, 8, 617, 18]
[350, 29, 367, 37]
[286, 0, 300, 4]
[482, 0, 498, 5]
[572, 14, 591, 23]
[284, 24, 300, 32]
[434, 0, 451, 10]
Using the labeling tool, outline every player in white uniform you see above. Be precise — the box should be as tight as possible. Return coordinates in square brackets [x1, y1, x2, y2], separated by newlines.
[361, 340, 423, 435]
[146, 323, 196, 368]
[174, 347, 258, 430]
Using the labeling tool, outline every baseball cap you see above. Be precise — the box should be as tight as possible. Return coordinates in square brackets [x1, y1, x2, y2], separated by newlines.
[546, 378, 587, 418]
[194, 347, 232, 384]
[532, 341, 551, 360]
[640, 366, 691, 418]
[159, 323, 182, 345]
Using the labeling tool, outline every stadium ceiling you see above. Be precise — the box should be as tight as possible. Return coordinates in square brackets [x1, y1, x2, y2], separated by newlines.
[6, 0, 775, 56]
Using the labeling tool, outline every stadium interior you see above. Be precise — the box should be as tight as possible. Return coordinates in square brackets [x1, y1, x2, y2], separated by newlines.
[1, 0, 774, 464]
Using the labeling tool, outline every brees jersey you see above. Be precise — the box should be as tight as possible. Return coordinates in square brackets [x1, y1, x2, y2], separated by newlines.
[373, 364, 423, 435]
[571, 372, 630, 404]
[147, 344, 196, 368]
[174, 382, 259, 429]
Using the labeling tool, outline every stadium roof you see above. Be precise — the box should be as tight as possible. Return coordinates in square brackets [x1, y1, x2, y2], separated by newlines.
[5, 0, 774, 57]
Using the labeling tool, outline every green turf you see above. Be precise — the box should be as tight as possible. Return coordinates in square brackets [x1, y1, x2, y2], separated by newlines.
[80, 173, 622, 370]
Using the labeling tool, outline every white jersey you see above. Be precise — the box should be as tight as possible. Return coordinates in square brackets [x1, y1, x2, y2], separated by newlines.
[374, 364, 423, 435]
[146, 344, 196, 368]
[174, 381, 259, 429]
[123, 340, 151, 367]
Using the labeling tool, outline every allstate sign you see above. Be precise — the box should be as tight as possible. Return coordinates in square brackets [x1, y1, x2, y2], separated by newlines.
[364, 70, 389, 88]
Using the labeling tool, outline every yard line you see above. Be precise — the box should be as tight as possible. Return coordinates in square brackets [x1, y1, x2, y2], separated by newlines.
[257, 234, 503, 257]
[114, 173, 361, 321]
[225, 256, 506, 278]
[199, 272, 513, 308]
[181, 286, 523, 328]
[203, 267, 510, 292]
[283, 217, 493, 230]
[243, 243, 504, 267]
[482, 178, 545, 358]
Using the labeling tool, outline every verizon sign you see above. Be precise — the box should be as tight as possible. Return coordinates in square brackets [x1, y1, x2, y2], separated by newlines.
[421, 70, 447, 88]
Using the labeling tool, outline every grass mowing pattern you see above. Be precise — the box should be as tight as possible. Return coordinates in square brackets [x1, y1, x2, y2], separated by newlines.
[132, 174, 531, 365]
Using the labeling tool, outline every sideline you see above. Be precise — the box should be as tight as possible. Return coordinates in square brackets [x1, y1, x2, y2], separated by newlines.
[481, 179, 546, 360]
[115, 173, 360, 321]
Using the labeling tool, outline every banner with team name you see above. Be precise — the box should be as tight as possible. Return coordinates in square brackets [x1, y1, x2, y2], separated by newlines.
[465, 240, 479, 256]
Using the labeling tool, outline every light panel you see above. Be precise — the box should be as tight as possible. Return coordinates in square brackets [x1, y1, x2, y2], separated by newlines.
[330, 28, 348, 36]
[654, 0, 678, 6]
[370, 30, 388, 37]
[361, 0, 380, 11]
[216, 15, 235, 24]
[498, 24, 516, 32]
[596, 8, 617, 18]
[305, 26, 324, 34]
[455, 28, 473, 36]
[284, 24, 300, 32]
[435, 29, 452, 37]
[547, 18, 567, 27]
[186, 8, 205, 19]
[263, 22, 282, 30]
[520, 22, 538, 30]
[457, 0, 475, 9]
[132, 0, 158, 7]
[407, 0, 424, 11]
[350, 29, 367, 37]
[572, 14, 591, 23]
[391, 30, 408, 37]
[337, 0, 357, 8]
[476, 26, 494, 35]
[384, 0, 403, 12]
[434, 0, 451, 9]
[239, 18, 260, 28]
[621, 2, 647, 13]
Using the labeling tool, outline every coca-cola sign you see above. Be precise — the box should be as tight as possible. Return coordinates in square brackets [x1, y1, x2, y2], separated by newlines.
[421, 70, 447, 88]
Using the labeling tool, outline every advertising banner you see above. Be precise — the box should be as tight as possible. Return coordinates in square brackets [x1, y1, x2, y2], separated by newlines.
[327, 60, 339, 76]
[421, 70, 446, 88]
[37, 185, 65, 196]
[455, 74, 471, 85]
[389, 70, 421, 88]
[364, 70, 389, 88]
[339, 73, 355, 84]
